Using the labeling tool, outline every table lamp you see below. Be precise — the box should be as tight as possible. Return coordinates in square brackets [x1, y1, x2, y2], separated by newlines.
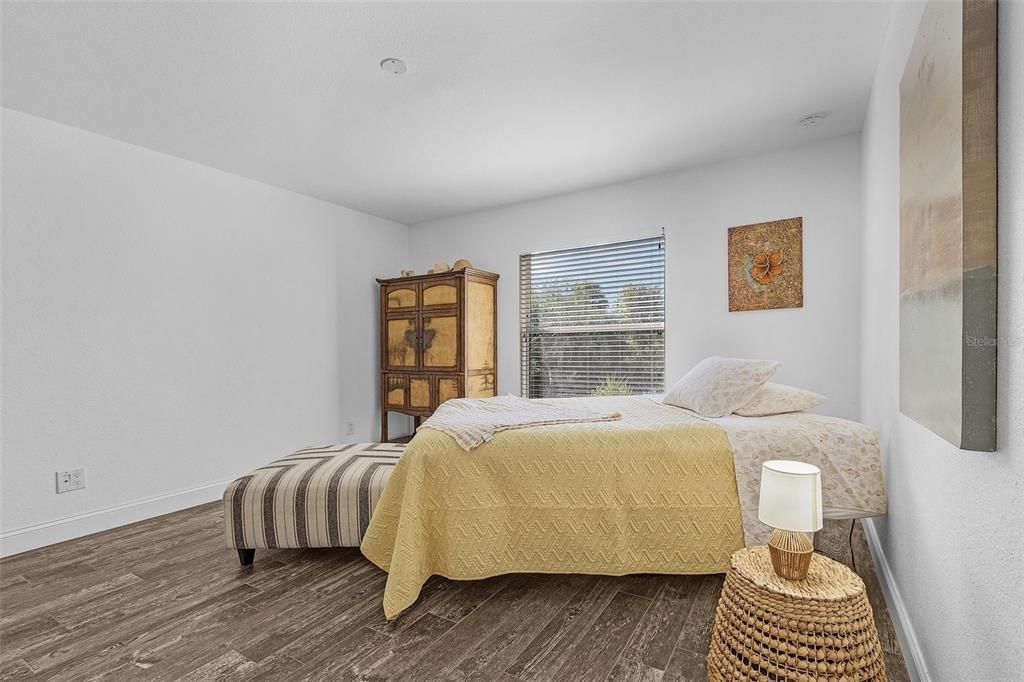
[758, 460, 823, 580]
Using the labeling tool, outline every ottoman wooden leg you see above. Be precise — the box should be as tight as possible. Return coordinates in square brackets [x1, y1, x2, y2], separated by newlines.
[237, 548, 255, 566]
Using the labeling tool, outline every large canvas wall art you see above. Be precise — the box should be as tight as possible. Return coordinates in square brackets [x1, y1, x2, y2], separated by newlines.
[728, 217, 803, 312]
[899, 0, 997, 451]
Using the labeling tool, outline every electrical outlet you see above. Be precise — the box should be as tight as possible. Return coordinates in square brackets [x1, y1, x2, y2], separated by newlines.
[56, 468, 86, 493]
[345, 422, 355, 436]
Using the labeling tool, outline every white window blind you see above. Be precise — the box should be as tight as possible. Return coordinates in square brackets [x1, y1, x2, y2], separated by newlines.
[520, 235, 666, 399]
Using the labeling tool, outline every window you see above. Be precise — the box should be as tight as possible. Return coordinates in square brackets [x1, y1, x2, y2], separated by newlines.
[520, 235, 666, 398]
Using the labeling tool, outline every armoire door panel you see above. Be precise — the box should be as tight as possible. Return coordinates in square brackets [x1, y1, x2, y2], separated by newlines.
[384, 316, 418, 371]
[420, 313, 459, 370]
[384, 374, 408, 409]
[384, 284, 418, 310]
[409, 377, 432, 410]
[436, 375, 462, 407]
[421, 278, 460, 307]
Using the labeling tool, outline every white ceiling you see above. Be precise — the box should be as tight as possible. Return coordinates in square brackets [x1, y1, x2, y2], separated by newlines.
[2, 1, 890, 225]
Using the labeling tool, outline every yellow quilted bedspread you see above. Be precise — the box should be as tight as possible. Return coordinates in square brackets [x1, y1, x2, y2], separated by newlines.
[360, 396, 745, 619]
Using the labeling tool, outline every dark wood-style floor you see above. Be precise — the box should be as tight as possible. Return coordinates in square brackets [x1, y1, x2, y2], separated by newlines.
[0, 503, 908, 681]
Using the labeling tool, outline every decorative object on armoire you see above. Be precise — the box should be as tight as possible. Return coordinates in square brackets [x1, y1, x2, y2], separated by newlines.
[377, 269, 498, 442]
[899, 0, 997, 452]
[758, 460, 822, 580]
[427, 262, 451, 274]
[707, 546, 886, 681]
[400, 269, 415, 277]
[727, 217, 803, 312]
[452, 258, 473, 271]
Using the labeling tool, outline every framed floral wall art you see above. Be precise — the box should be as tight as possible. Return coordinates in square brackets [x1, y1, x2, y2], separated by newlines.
[727, 217, 803, 312]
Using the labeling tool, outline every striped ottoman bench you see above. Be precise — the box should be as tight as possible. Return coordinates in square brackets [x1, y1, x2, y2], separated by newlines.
[223, 442, 405, 565]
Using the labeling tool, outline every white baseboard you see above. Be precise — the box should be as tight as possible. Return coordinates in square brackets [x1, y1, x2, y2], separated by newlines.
[0, 479, 231, 558]
[861, 517, 931, 682]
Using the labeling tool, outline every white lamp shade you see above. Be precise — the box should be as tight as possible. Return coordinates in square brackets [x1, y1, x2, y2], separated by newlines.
[757, 460, 823, 532]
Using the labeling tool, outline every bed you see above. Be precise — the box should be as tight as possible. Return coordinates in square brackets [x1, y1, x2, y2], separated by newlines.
[360, 395, 887, 619]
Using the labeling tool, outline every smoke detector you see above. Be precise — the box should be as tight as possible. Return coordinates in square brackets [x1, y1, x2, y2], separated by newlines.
[380, 58, 407, 75]
[798, 112, 829, 128]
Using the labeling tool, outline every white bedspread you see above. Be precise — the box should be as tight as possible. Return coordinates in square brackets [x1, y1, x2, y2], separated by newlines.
[708, 409, 884, 540]
[646, 394, 888, 545]
[706, 411, 888, 544]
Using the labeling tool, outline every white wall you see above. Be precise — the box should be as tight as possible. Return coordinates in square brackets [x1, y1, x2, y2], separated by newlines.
[0, 109, 409, 555]
[860, 2, 1023, 680]
[410, 135, 864, 419]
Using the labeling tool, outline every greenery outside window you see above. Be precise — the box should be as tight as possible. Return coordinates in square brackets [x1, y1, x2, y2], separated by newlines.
[519, 235, 666, 398]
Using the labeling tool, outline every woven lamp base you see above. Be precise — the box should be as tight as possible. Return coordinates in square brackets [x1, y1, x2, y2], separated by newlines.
[768, 528, 814, 580]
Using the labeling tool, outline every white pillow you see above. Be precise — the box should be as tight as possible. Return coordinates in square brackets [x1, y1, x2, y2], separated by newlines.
[663, 356, 780, 417]
[733, 382, 826, 417]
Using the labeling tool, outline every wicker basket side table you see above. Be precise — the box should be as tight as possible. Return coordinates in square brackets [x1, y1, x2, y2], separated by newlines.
[708, 546, 886, 681]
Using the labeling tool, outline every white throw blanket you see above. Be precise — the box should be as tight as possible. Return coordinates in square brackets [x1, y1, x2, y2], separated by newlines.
[419, 394, 622, 451]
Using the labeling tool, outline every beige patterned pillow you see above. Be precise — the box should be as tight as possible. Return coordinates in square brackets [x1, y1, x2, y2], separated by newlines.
[733, 382, 826, 417]
[663, 356, 780, 417]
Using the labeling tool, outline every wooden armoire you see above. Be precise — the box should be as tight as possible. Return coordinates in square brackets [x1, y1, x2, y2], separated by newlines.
[377, 268, 498, 441]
